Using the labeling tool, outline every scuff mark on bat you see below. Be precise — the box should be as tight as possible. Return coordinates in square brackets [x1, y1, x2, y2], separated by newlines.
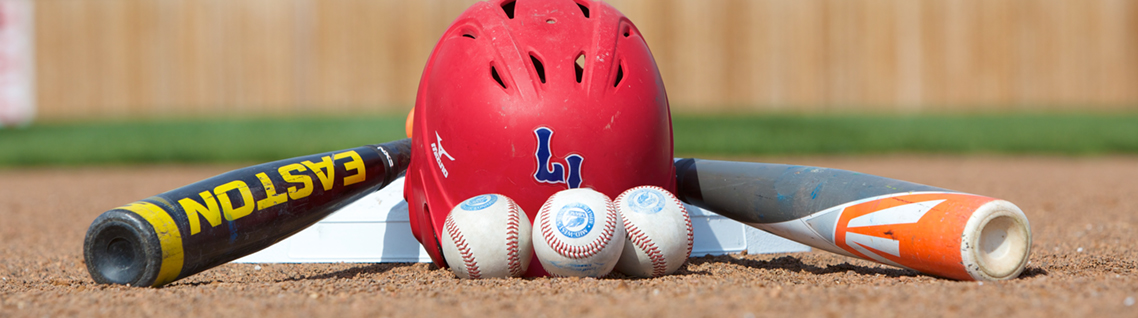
[811, 183, 824, 200]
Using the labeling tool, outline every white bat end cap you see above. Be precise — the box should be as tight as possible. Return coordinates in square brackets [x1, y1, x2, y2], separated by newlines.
[962, 200, 1032, 281]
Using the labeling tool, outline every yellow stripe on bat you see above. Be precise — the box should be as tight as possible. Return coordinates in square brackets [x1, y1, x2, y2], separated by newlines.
[120, 201, 184, 287]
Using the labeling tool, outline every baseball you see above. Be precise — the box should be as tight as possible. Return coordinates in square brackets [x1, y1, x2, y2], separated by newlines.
[439, 194, 533, 279]
[613, 186, 693, 277]
[532, 188, 625, 277]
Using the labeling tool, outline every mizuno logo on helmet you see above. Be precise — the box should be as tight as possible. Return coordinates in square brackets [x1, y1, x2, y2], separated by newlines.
[533, 127, 583, 188]
[432, 132, 455, 178]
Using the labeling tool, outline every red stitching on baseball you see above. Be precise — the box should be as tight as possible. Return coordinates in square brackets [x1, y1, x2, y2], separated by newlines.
[670, 189, 695, 258]
[616, 185, 694, 276]
[503, 196, 524, 276]
[540, 192, 618, 259]
[623, 212, 668, 277]
[616, 186, 668, 276]
[445, 214, 481, 279]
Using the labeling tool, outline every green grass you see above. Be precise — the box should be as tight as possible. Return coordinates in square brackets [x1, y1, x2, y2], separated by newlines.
[2, 113, 1136, 166]
[671, 113, 1138, 156]
[0, 116, 409, 166]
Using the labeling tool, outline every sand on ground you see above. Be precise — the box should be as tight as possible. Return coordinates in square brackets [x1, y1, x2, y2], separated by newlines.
[1, 155, 1136, 317]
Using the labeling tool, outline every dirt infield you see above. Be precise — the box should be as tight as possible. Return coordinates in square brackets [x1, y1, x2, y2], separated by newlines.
[2, 156, 1136, 317]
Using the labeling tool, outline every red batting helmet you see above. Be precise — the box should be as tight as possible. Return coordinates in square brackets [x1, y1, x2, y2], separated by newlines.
[404, 0, 675, 277]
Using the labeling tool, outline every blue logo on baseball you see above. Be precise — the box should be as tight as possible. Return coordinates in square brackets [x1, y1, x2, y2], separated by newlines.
[627, 188, 665, 214]
[460, 194, 498, 211]
[555, 203, 595, 238]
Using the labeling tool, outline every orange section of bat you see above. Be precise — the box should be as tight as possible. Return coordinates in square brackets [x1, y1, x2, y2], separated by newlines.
[405, 108, 415, 138]
[833, 193, 995, 280]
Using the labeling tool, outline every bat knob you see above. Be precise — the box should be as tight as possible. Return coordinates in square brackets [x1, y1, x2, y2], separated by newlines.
[84, 210, 165, 287]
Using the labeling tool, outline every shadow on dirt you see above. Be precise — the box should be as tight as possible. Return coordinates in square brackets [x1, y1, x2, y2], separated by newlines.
[686, 254, 919, 278]
[686, 254, 1049, 280]
[275, 263, 428, 283]
[1016, 266, 1049, 278]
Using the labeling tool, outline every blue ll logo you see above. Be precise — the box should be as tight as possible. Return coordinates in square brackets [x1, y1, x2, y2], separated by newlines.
[533, 127, 583, 188]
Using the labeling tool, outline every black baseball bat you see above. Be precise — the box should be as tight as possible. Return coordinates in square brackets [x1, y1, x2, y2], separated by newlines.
[83, 139, 411, 287]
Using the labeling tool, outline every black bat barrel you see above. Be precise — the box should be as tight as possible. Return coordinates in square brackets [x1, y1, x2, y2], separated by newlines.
[84, 139, 411, 287]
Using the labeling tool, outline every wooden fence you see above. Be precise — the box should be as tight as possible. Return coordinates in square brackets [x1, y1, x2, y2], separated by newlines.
[34, 0, 1138, 119]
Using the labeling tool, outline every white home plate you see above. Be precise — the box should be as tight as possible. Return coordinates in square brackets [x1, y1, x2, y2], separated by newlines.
[235, 177, 809, 264]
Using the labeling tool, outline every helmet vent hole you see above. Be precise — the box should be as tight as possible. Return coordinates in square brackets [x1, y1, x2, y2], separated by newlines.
[622, 25, 631, 37]
[491, 66, 507, 89]
[462, 34, 476, 39]
[577, 3, 590, 18]
[613, 64, 624, 87]
[574, 54, 585, 83]
[501, 1, 516, 19]
[530, 55, 546, 84]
